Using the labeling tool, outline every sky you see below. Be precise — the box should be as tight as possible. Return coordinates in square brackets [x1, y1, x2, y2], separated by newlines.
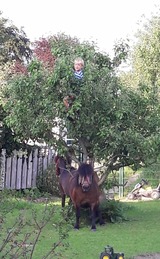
[1, 0, 159, 55]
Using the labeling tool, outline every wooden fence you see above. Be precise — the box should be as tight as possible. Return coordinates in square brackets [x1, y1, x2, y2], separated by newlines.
[0, 148, 54, 190]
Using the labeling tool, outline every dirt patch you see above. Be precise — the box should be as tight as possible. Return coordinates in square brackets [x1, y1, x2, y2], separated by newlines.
[134, 253, 160, 259]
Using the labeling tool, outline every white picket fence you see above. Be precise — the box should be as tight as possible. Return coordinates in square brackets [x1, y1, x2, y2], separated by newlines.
[0, 148, 54, 190]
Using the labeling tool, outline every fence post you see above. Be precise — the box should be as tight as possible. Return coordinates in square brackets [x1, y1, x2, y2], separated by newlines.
[119, 167, 124, 198]
[32, 149, 38, 187]
[0, 149, 6, 190]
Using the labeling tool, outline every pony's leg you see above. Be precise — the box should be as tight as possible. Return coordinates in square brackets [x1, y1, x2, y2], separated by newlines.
[59, 184, 66, 207]
[90, 206, 97, 231]
[94, 205, 105, 226]
[62, 194, 66, 207]
[68, 197, 72, 206]
[74, 206, 80, 230]
[96, 206, 105, 225]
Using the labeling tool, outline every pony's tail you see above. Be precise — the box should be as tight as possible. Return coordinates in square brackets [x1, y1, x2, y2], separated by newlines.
[54, 155, 60, 176]
[54, 155, 60, 163]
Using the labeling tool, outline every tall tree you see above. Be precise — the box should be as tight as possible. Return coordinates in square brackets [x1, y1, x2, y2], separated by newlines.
[0, 11, 32, 152]
[3, 31, 160, 183]
[121, 15, 160, 96]
[0, 11, 32, 64]
[133, 16, 160, 87]
[119, 13, 160, 176]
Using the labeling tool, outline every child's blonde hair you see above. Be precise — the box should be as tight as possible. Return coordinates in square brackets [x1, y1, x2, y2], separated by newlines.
[74, 57, 84, 67]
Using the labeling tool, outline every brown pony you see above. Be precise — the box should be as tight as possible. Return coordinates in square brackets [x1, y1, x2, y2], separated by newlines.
[55, 155, 104, 230]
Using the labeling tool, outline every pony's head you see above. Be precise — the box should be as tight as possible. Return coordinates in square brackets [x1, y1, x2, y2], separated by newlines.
[77, 163, 94, 192]
[54, 155, 61, 176]
[54, 155, 72, 176]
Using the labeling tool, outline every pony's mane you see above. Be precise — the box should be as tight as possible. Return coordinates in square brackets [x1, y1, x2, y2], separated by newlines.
[77, 163, 93, 177]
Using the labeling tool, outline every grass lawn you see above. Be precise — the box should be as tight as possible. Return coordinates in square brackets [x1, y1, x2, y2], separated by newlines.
[64, 200, 160, 259]
[1, 195, 160, 259]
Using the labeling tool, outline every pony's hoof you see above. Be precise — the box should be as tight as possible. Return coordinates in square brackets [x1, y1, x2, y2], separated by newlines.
[91, 228, 96, 231]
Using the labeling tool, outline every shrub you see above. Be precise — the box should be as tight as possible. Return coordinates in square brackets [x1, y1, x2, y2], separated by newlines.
[100, 199, 128, 223]
[37, 163, 60, 197]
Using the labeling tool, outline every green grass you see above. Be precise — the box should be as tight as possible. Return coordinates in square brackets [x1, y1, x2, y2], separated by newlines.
[65, 200, 160, 259]
[1, 196, 160, 259]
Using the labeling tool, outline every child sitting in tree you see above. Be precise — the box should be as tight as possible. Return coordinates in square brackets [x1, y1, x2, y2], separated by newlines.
[63, 57, 84, 110]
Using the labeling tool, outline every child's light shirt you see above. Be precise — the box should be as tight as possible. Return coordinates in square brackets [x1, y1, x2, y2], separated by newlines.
[74, 70, 83, 80]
